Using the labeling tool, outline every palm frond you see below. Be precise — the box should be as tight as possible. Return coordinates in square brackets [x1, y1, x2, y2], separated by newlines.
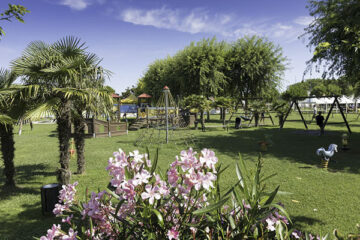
[52, 36, 86, 58]
[23, 97, 60, 120]
[0, 68, 17, 89]
[0, 114, 15, 125]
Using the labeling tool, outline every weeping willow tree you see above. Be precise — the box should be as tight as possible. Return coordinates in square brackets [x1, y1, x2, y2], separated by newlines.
[225, 36, 287, 111]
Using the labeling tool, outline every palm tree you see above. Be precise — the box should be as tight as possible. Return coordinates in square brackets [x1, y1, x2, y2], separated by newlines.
[12, 36, 112, 184]
[0, 68, 17, 187]
[0, 68, 38, 187]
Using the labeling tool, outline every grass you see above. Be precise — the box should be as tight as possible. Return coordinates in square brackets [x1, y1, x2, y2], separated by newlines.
[1, 112, 360, 239]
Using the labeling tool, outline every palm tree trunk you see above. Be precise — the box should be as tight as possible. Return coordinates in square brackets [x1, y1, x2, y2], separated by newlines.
[0, 124, 15, 187]
[56, 99, 72, 185]
[74, 109, 85, 174]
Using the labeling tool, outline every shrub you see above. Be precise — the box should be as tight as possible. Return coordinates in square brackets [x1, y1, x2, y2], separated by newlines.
[40, 148, 349, 240]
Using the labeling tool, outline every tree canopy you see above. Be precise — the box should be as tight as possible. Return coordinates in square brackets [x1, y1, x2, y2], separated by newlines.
[282, 78, 353, 100]
[137, 36, 286, 104]
[305, 0, 360, 84]
[0, 4, 29, 39]
[225, 36, 286, 104]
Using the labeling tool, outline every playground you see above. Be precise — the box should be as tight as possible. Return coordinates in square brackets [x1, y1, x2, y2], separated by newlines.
[1, 111, 360, 239]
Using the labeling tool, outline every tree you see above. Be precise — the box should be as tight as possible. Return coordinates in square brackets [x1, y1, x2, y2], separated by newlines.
[0, 68, 37, 187]
[282, 82, 309, 101]
[225, 36, 286, 110]
[0, 4, 29, 39]
[212, 97, 233, 125]
[138, 57, 173, 102]
[182, 95, 211, 131]
[138, 38, 227, 102]
[175, 38, 227, 97]
[0, 68, 16, 187]
[305, 0, 360, 84]
[12, 37, 112, 184]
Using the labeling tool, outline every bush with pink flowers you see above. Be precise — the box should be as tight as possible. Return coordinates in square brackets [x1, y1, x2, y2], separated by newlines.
[39, 148, 344, 240]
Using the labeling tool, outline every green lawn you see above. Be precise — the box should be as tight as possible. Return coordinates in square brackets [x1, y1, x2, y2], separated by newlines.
[1, 113, 360, 239]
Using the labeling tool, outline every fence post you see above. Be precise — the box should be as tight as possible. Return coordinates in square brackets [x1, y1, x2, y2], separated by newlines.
[92, 117, 96, 138]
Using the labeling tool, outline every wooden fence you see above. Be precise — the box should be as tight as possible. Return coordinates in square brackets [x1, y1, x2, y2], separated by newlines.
[83, 118, 127, 138]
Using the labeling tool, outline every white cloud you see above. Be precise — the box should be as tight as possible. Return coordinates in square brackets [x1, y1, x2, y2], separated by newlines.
[120, 7, 233, 35]
[233, 22, 301, 43]
[60, 0, 91, 10]
[119, 7, 306, 42]
[294, 16, 313, 26]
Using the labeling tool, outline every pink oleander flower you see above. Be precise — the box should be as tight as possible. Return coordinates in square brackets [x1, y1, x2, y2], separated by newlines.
[53, 203, 66, 216]
[141, 185, 161, 204]
[179, 148, 200, 171]
[82, 191, 106, 219]
[61, 228, 77, 240]
[120, 180, 137, 200]
[58, 182, 78, 205]
[266, 218, 276, 232]
[40, 224, 61, 240]
[133, 169, 151, 186]
[199, 148, 218, 172]
[157, 178, 170, 196]
[61, 214, 73, 225]
[200, 172, 217, 191]
[167, 167, 179, 187]
[129, 150, 144, 164]
[167, 227, 179, 240]
[184, 168, 200, 190]
[291, 230, 301, 239]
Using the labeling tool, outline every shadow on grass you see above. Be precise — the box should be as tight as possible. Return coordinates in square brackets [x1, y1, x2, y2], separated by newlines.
[0, 163, 55, 200]
[0, 164, 58, 239]
[292, 215, 324, 228]
[192, 127, 360, 174]
[0, 202, 61, 240]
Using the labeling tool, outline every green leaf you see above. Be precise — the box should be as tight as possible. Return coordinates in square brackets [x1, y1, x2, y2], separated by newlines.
[150, 148, 159, 175]
[264, 186, 279, 206]
[193, 196, 229, 215]
[228, 215, 236, 230]
[260, 173, 277, 183]
[269, 203, 292, 224]
[106, 189, 120, 199]
[151, 209, 164, 228]
[235, 160, 244, 188]
[217, 163, 230, 176]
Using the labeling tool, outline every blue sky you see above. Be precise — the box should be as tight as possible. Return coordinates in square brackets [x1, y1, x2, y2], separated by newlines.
[0, 0, 320, 93]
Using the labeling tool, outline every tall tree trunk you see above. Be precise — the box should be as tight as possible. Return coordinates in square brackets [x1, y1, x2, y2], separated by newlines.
[220, 108, 223, 120]
[254, 112, 260, 127]
[0, 124, 15, 187]
[74, 109, 85, 174]
[57, 99, 72, 185]
[223, 108, 226, 126]
[200, 111, 205, 132]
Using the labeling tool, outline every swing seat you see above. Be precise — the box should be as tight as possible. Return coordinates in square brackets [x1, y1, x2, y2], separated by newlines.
[240, 116, 251, 121]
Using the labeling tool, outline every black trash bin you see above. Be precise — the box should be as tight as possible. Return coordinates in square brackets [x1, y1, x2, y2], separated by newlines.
[41, 183, 61, 215]
[235, 117, 241, 129]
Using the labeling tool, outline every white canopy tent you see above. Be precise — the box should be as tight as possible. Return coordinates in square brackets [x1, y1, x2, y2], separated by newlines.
[298, 96, 359, 112]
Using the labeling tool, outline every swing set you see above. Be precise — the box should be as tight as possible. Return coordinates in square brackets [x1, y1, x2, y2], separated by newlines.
[280, 96, 352, 134]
